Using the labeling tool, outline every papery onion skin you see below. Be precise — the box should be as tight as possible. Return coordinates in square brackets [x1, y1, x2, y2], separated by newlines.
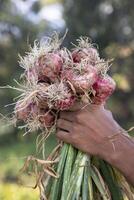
[92, 76, 116, 104]
[72, 47, 100, 65]
[35, 53, 63, 82]
[54, 96, 76, 110]
[15, 102, 37, 121]
[61, 65, 98, 93]
[39, 110, 55, 127]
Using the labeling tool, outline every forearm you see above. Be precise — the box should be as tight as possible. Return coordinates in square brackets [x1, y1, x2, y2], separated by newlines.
[102, 133, 134, 186]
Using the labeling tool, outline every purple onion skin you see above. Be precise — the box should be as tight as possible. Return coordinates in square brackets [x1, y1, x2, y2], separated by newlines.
[39, 111, 55, 127]
[35, 53, 63, 82]
[54, 96, 76, 110]
[72, 48, 99, 65]
[92, 76, 116, 104]
[61, 65, 98, 93]
[15, 102, 35, 121]
[15, 101, 55, 127]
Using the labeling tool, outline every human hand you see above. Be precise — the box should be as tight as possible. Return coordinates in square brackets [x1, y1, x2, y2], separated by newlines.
[56, 103, 122, 160]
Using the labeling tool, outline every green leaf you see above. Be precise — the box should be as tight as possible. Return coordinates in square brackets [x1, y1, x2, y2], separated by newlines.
[66, 152, 88, 200]
[61, 144, 76, 200]
[82, 164, 89, 200]
[87, 161, 94, 200]
[90, 166, 110, 200]
[99, 160, 124, 200]
[49, 143, 69, 200]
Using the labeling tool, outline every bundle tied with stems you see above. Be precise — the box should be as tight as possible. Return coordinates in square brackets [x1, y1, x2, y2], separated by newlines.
[3, 33, 134, 200]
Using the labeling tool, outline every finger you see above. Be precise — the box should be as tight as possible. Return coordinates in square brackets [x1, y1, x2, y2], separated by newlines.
[89, 104, 103, 110]
[57, 119, 72, 132]
[56, 130, 72, 143]
[70, 101, 103, 112]
[69, 101, 86, 111]
[60, 111, 75, 122]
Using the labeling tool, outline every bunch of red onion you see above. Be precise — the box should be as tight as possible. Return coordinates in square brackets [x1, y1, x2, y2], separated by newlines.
[13, 35, 119, 200]
[15, 36, 115, 133]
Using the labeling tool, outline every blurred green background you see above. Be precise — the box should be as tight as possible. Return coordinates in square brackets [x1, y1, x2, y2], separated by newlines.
[0, 0, 133, 199]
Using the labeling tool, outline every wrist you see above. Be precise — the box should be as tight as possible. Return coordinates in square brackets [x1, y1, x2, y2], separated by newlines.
[101, 132, 134, 182]
[101, 131, 128, 162]
[97, 125, 125, 161]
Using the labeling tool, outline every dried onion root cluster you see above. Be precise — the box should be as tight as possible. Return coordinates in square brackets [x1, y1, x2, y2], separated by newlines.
[15, 36, 115, 134]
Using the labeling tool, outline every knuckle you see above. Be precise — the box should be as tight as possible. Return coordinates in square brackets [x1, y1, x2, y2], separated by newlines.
[56, 131, 67, 141]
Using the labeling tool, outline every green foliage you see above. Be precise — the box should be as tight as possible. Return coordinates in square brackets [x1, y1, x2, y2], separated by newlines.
[0, 135, 37, 200]
[0, 133, 56, 199]
[0, 133, 56, 181]
[0, 135, 35, 181]
[0, 0, 42, 137]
